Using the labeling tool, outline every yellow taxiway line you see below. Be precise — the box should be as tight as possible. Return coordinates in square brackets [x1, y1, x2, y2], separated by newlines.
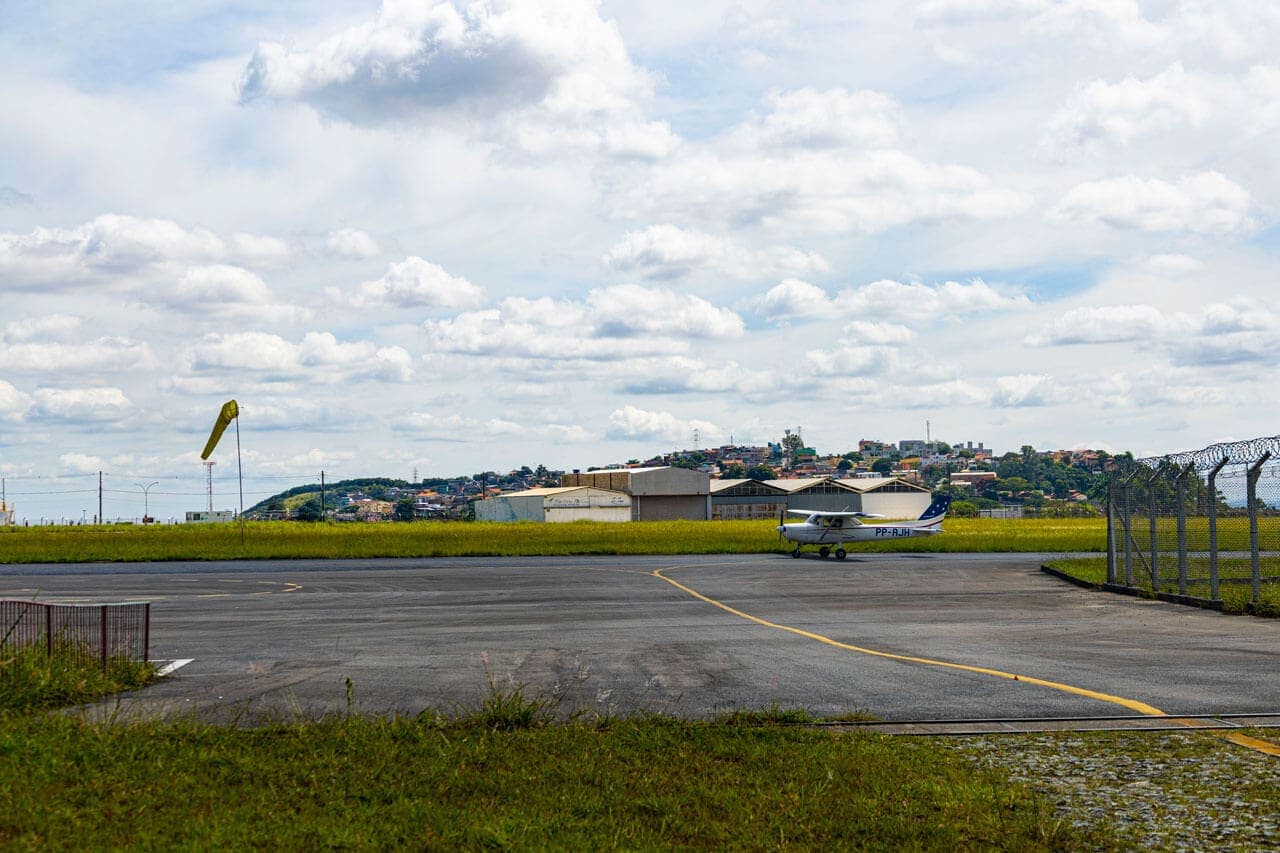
[651, 567, 1280, 757]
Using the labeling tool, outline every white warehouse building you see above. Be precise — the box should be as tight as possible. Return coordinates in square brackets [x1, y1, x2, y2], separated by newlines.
[474, 486, 632, 523]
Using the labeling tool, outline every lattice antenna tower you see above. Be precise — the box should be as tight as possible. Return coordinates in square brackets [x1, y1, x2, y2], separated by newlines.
[204, 460, 215, 512]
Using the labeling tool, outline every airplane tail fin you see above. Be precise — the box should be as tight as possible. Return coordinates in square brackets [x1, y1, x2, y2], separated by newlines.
[918, 494, 952, 521]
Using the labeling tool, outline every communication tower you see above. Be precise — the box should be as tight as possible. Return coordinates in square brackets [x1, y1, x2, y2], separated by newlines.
[204, 460, 216, 512]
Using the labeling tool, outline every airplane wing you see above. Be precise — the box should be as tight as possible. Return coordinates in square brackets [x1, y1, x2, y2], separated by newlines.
[786, 509, 884, 518]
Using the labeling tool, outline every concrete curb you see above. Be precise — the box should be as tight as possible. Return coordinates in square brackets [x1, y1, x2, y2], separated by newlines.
[1041, 565, 1225, 612]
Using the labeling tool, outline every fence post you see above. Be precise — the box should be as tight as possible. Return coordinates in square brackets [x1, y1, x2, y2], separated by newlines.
[1207, 457, 1228, 603]
[144, 601, 151, 663]
[1175, 463, 1193, 596]
[45, 603, 52, 658]
[1106, 476, 1116, 585]
[1247, 452, 1271, 606]
[1121, 469, 1138, 587]
[1147, 464, 1166, 593]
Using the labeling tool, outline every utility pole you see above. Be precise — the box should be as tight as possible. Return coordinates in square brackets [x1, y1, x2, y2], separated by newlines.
[98, 471, 103, 525]
[321, 470, 326, 518]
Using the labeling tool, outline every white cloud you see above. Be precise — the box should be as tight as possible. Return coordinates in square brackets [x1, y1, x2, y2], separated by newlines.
[1049, 172, 1253, 234]
[0, 380, 33, 421]
[805, 344, 900, 378]
[424, 284, 742, 361]
[606, 405, 719, 443]
[0, 338, 155, 374]
[0, 215, 287, 291]
[59, 452, 105, 474]
[844, 320, 916, 345]
[1026, 301, 1278, 366]
[602, 224, 828, 280]
[392, 409, 589, 442]
[153, 265, 306, 322]
[324, 228, 380, 259]
[229, 232, 292, 266]
[33, 387, 133, 422]
[992, 373, 1057, 407]
[899, 379, 990, 408]
[349, 257, 487, 310]
[3, 314, 82, 341]
[735, 88, 902, 150]
[1139, 254, 1202, 276]
[615, 357, 779, 398]
[1026, 304, 1172, 345]
[185, 331, 414, 382]
[627, 145, 1030, 235]
[1044, 64, 1208, 151]
[746, 278, 834, 323]
[237, 0, 671, 158]
[749, 277, 1030, 325]
[835, 278, 1033, 322]
[1248, 65, 1280, 128]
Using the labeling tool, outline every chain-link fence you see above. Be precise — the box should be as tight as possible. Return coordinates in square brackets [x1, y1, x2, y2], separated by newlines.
[1107, 436, 1280, 609]
[1, 599, 151, 671]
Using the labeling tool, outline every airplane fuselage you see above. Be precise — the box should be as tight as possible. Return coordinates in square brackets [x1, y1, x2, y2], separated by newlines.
[776, 495, 950, 558]
[779, 518, 942, 545]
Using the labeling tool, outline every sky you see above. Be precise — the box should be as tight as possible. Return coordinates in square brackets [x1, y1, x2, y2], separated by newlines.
[2, 0, 1278, 522]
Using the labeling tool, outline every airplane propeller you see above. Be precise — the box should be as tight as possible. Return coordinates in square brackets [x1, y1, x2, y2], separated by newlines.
[777, 507, 786, 542]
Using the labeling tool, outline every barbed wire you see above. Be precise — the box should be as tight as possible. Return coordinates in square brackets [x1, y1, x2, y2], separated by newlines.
[1134, 435, 1280, 474]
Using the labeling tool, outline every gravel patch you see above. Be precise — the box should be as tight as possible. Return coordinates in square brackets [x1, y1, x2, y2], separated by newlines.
[942, 731, 1280, 851]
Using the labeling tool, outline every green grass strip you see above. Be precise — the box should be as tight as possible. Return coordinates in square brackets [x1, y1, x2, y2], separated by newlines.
[1045, 557, 1280, 616]
[0, 517, 1107, 563]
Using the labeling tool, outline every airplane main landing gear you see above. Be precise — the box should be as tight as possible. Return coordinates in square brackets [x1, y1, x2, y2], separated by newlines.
[836, 548, 847, 560]
[818, 546, 830, 558]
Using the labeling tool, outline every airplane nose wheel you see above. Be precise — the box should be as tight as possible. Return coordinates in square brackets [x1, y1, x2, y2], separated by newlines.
[836, 548, 847, 560]
[791, 546, 801, 559]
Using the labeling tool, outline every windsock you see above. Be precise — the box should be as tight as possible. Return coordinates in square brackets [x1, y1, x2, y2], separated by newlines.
[200, 400, 239, 460]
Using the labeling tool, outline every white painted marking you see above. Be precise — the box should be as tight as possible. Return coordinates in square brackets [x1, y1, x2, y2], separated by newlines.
[154, 658, 194, 677]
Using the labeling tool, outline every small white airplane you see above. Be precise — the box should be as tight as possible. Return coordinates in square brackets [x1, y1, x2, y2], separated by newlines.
[776, 495, 952, 559]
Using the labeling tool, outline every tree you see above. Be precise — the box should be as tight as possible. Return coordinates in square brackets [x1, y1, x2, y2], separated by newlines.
[836, 458, 853, 472]
[294, 497, 323, 522]
[746, 464, 777, 481]
[781, 429, 804, 466]
[393, 497, 416, 522]
[871, 458, 893, 475]
[721, 462, 747, 479]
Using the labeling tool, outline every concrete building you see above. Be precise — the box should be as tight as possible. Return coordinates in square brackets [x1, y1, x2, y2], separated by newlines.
[845, 477, 932, 518]
[475, 486, 632, 523]
[711, 476, 932, 520]
[561, 466, 710, 520]
[709, 479, 790, 520]
[185, 510, 236, 523]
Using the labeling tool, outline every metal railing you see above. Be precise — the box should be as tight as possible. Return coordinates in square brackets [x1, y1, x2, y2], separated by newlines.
[1, 599, 150, 671]
[1107, 436, 1280, 608]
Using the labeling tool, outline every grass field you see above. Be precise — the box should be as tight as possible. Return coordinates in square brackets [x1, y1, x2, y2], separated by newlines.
[0, 706, 1118, 849]
[0, 516, 1107, 563]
